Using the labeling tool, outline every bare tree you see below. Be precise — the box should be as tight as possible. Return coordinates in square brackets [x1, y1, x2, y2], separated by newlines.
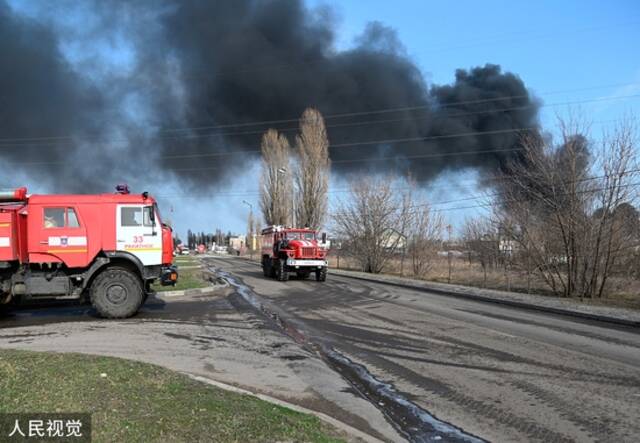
[260, 129, 292, 226]
[333, 176, 411, 273]
[407, 204, 444, 277]
[497, 117, 639, 298]
[462, 216, 499, 287]
[294, 108, 330, 229]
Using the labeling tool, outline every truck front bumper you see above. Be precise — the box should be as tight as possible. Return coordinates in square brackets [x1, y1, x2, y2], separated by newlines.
[285, 259, 327, 268]
[161, 265, 179, 286]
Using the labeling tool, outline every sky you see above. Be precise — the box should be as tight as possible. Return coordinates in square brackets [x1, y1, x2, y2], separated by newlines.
[258, 0, 638, 236]
[4, 0, 640, 240]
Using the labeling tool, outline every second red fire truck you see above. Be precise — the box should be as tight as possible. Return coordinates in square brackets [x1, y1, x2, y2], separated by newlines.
[261, 225, 328, 282]
[0, 185, 177, 318]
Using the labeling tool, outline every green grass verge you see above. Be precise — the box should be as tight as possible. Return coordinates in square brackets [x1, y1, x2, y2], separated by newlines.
[152, 265, 209, 292]
[0, 349, 345, 443]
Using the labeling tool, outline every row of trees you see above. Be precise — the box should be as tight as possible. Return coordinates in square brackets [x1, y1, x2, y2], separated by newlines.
[185, 229, 230, 249]
[259, 108, 330, 229]
[330, 118, 639, 298]
[482, 118, 639, 298]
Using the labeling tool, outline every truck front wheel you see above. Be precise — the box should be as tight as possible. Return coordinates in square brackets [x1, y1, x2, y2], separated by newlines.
[276, 259, 289, 282]
[315, 267, 327, 282]
[90, 267, 144, 318]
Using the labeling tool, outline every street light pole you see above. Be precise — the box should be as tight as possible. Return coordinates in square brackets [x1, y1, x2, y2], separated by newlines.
[242, 200, 254, 259]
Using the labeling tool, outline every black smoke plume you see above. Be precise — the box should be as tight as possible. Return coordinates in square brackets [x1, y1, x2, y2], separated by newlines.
[0, 0, 541, 192]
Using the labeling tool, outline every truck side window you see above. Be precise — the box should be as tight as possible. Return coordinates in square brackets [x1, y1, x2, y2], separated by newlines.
[121, 207, 142, 226]
[44, 208, 81, 228]
[143, 206, 154, 227]
[44, 208, 65, 228]
[67, 208, 80, 228]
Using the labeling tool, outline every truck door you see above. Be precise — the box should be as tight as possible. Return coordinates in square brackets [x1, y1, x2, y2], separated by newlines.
[116, 205, 162, 266]
[32, 206, 88, 267]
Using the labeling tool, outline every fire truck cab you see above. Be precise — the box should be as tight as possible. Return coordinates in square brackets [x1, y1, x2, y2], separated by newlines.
[0, 185, 177, 318]
[261, 226, 328, 282]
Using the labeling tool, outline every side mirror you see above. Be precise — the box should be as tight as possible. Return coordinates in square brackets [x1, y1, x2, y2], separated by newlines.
[321, 233, 327, 243]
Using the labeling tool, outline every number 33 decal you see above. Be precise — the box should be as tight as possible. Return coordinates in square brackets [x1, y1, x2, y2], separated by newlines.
[133, 235, 144, 243]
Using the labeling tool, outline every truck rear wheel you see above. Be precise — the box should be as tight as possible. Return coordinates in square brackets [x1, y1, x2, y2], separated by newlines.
[315, 267, 327, 282]
[276, 259, 289, 282]
[90, 267, 143, 318]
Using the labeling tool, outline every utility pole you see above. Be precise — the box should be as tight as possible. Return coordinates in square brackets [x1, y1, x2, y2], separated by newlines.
[243, 200, 253, 259]
[447, 224, 453, 284]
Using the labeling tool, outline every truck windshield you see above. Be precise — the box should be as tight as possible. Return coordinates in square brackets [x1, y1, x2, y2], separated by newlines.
[286, 232, 315, 240]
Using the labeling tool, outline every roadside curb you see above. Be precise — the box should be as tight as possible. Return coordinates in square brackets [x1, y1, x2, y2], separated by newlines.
[154, 277, 229, 298]
[331, 270, 640, 328]
[186, 373, 384, 443]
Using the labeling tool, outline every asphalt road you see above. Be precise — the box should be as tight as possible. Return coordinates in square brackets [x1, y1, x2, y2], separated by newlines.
[0, 279, 400, 442]
[206, 256, 640, 443]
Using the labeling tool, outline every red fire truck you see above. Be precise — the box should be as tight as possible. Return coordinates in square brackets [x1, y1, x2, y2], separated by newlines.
[261, 226, 328, 282]
[0, 185, 177, 318]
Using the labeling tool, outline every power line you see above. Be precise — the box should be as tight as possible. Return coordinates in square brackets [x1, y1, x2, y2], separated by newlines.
[153, 169, 640, 210]
[2, 116, 625, 170]
[155, 118, 625, 164]
[328, 181, 640, 217]
[155, 92, 639, 135]
[0, 85, 637, 145]
[153, 91, 640, 139]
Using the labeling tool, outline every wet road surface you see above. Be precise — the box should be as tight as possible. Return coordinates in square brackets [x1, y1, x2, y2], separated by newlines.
[206, 256, 640, 443]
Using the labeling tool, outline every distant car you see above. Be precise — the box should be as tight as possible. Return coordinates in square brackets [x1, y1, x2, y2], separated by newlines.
[181, 249, 190, 255]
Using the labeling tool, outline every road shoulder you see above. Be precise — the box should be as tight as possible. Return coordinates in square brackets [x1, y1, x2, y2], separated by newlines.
[329, 268, 640, 327]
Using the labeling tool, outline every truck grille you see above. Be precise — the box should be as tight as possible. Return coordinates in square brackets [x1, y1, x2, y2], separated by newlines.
[301, 247, 315, 257]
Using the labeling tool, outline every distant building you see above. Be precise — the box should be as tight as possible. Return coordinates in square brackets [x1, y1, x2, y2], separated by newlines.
[382, 230, 406, 250]
[229, 235, 246, 251]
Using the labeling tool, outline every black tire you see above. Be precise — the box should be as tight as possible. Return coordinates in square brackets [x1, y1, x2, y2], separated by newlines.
[276, 259, 289, 282]
[269, 258, 277, 278]
[262, 258, 270, 277]
[315, 267, 327, 282]
[90, 267, 144, 318]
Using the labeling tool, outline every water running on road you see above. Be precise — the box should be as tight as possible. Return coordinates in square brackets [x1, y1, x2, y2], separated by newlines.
[209, 262, 485, 443]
